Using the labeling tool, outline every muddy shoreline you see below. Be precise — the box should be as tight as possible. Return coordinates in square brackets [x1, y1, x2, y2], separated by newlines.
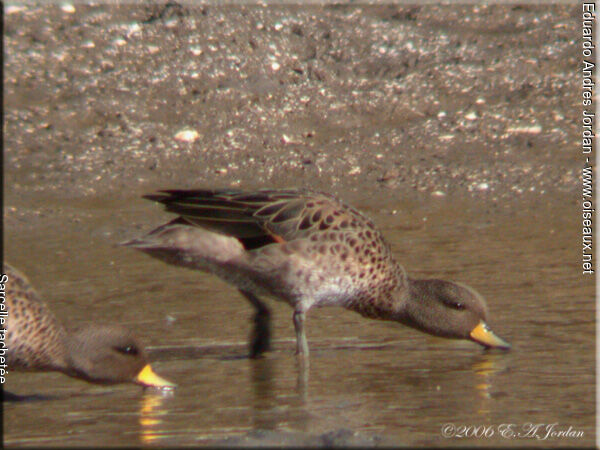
[5, 4, 581, 205]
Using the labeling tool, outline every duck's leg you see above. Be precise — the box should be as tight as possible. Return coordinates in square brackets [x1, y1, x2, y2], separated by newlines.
[240, 290, 271, 358]
[293, 309, 309, 356]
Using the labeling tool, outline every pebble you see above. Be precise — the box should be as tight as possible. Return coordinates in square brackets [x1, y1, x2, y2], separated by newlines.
[174, 129, 200, 142]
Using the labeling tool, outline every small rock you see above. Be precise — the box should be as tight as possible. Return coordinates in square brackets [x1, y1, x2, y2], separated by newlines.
[174, 129, 200, 142]
[61, 3, 75, 13]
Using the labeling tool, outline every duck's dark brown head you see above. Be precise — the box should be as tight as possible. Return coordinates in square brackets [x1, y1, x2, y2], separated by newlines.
[401, 279, 510, 349]
[65, 325, 175, 388]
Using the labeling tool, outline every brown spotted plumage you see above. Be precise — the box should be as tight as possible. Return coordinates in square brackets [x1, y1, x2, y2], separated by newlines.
[3, 264, 174, 388]
[124, 188, 510, 357]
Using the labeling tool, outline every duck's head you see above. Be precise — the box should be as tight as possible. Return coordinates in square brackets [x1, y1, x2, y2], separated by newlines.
[65, 325, 175, 388]
[402, 278, 510, 349]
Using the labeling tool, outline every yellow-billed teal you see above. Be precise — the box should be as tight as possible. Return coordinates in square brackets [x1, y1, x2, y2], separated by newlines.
[3, 264, 174, 388]
[124, 189, 510, 357]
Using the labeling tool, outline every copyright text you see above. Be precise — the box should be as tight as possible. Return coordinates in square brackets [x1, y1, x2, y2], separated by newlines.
[441, 422, 584, 440]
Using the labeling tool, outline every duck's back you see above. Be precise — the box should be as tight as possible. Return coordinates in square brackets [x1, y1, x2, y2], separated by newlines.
[143, 189, 408, 312]
[4, 264, 68, 372]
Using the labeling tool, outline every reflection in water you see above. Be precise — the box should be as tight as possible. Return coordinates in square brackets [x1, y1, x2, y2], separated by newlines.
[295, 357, 309, 403]
[471, 352, 511, 416]
[3, 391, 57, 402]
[138, 390, 175, 444]
[251, 358, 276, 430]
[250, 356, 313, 433]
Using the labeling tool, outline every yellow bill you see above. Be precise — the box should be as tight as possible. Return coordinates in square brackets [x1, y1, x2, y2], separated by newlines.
[469, 321, 511, 350]
[135, 364, 176, 389]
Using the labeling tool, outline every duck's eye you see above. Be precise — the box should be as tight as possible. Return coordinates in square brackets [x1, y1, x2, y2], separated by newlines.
[442, 298, 466, 310]
[115, 345, 139, 356]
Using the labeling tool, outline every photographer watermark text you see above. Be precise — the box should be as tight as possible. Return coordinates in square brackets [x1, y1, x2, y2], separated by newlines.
[441, 422, 584, 440]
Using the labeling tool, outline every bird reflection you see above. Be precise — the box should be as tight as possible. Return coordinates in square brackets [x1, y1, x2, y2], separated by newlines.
[138, 389, 174, 444]
[471, 352, 511, 416]
[295, 357, 309, 402]
[249, 351, 312, 432]
[251, 357, 276, 430]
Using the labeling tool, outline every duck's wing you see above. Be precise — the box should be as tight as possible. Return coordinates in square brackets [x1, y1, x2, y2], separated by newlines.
[143, 188, 382, 250]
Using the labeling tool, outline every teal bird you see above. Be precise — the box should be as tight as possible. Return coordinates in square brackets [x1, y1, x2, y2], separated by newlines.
[124, 189, 510, 357]
[4, 264, 174, 387]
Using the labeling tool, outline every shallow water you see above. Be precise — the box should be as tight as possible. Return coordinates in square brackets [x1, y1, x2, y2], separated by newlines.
[3, 193, 594, 447]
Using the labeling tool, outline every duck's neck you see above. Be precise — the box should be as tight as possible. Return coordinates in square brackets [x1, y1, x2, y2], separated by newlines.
[396, 278, 455, 337]
[394, 278, 431, 331]
[345, 277, 412, 322]
[346, 278, 433, 331]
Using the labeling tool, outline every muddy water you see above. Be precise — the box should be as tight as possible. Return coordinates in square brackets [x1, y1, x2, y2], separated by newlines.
[3, 194, 594, 446]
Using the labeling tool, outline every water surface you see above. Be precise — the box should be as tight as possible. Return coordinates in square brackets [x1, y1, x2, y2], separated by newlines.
[4, 193, 594, 446]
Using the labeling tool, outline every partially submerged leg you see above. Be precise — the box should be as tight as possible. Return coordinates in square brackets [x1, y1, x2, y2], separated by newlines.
[293, 310, 309, 356]
[240, 290, 271, 358]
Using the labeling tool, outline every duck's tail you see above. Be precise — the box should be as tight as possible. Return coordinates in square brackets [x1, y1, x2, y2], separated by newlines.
[121, 219, 248, 274]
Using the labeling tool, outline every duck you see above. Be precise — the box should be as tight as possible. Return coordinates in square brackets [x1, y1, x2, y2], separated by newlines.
[123, 188, 510, 357]
[3, 263, 174, 388]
